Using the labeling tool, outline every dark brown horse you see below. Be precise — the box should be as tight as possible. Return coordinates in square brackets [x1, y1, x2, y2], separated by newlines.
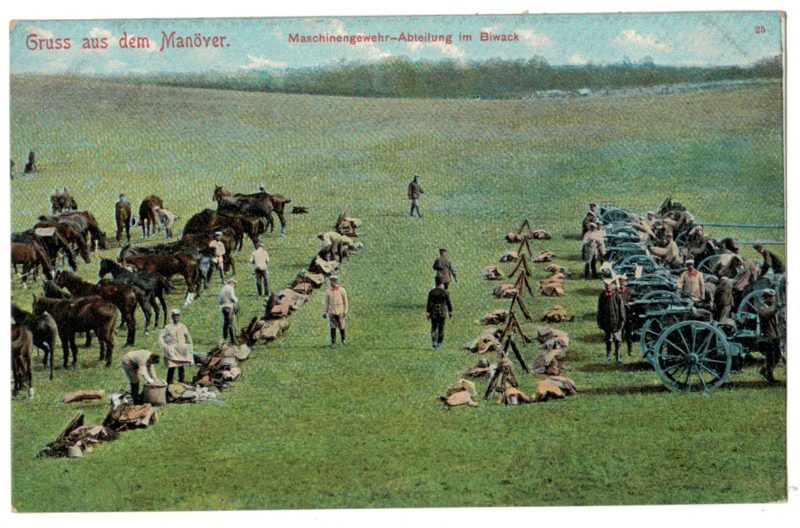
[54, 270, 139, 346]
[33, 295, 117, 367]
[41, 211, 107, 251]
[183, 209, 263, 249]
[11, 323, 34, 397]
[98, 258, 172, 327]
[11, 242, 54, 287]
[212, 185, 291, 235]
[31, 221, 90, 265]
[139, 195, 163, 240]
[12, 304, 58, 380]
[115, 200, 132, 244]
[121, 253, 201, 302]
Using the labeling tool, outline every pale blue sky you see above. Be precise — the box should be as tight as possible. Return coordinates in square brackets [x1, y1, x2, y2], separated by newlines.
[10, 12, 783, 74]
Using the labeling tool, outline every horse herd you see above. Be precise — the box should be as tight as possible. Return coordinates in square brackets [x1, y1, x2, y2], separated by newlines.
[10, 185, 291, 397]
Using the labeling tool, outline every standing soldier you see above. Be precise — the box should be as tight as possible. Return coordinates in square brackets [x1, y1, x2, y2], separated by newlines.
[119, 349, 160, 404]
[158, 309, 194, 385]
[713, 277, 735, 322]
[582, 223, 605, 279]
[433, 248, 457, 290]
[425, 277, 453, 350]
[248, 242, 270, 297]
[24, 150, 37, 174]
[322, 275, 349, 348]
[597, 280, 626, 364]
[407, 174, 424, 217]
[753, 244, 784, 279]
[218, 278, 239, 345]
[676, 259, 705, 302]
[617, 275, 635, 357]
[758, 289, 780, 383]
[209, 231, 227, 282]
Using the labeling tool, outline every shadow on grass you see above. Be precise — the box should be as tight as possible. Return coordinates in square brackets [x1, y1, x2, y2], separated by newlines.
[560, 253, 585, 262]
[582, 361, 653, 373]
[562, 234, 582, 241]
[581, 384, 669, 396]
[579, 333, 606, 344]
[581, 312, 597, 321]
[573, 286, 601, 296]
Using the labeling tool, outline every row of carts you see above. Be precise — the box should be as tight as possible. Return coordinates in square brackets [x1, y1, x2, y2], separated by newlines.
[595, 204, 784, 393]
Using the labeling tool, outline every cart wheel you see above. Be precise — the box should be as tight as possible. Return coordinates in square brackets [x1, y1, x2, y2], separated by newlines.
[736, 289, 767, 334]
[652, 321, 731, 393]
[639, 311, 683, 358]
[696, 254, 721, 275]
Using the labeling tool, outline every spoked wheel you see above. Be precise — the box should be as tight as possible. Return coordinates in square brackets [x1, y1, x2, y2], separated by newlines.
[736, 289, 767, 334]
[652, 321, 731, 393]
[696, 254, 721, 275]
[600, 208, 630, 225]
[639, 312, 683, 359]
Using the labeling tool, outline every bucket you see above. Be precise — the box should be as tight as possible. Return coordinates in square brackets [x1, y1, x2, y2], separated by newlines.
[143, 381, 167, 406]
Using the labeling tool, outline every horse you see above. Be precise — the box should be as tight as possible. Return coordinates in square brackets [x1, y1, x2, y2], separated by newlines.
[118, 241, 214, 289]
[212, 185, 291, 235]
[11, 323, 34, 397]
[12, 304, 57, 381]
[184, 209, 262, 249]
[13, 227, 80, 272]
[98, 258, 172, 328]
[11, 242, 54, 287]
[119, 253, 201, 304]
[32, 295, 117, 367]
[50, 191, 77, 214]
[54, 270, 140, 346]
[115, 200, 132, 244]
[41, 211, 107, 251]
[139, 195, 164, 240]
[31, 221, 90, 266]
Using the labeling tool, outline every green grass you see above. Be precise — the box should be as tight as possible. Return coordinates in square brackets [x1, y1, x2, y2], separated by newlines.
[10, 76, 786, 511]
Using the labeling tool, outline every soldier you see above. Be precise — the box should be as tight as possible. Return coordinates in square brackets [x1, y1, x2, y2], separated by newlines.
[120, 349, 160, 404]
[407, 174, 424, 217]
[676, 259, 705, 302]
[158, 309, 194, 385]
[24, 150, 37, 174]
[713, 277, 734, 322]
[248, 242, 270, 297]
[753, 244, 784, 279]
[758, 289, 780, 383]
[597, 280, 626, 363]
[433, 248, 457, 289]
[582, 223, 605, 279]
[322, 275, 348, 347]
[116, 193, 130, 206]
[649, 232, 682, 268]
[425, 277, 453, 350]
[617, 275, 635, 356]
[218, 278, 239, 345]
[209, 231, 227, 282]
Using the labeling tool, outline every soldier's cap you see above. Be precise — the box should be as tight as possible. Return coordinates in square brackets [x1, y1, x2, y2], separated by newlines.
[439, 248, 447, 253]
[226, 278, 237, 285]
[329, 275, 339, 282]
[685, 259, 695, 266]
[589, 203, 597, 207]
[256, 242, 265, 248]
[752, 244, 764, 251]
[603, 278, 615, 285]
[170, 309, 181, 316]
[763, 289, 776, 298]
[214, 231, 223, 236]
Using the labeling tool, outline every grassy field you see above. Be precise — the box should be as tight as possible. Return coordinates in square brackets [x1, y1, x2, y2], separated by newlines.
[9, 76, 786, 511]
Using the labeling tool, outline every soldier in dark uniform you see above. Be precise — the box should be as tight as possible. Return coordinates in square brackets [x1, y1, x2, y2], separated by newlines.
[713, 277, 734, 322]
[617, 275, 635, 356]
[433, 248, 457, 289]
[24, 150, 37, 174]
[758, 289, 781, 383]
[425, 277, 453, 349]
[753, 244, 784, 279]
[597, 280, 626, 363]
[407, 175, 424, 217]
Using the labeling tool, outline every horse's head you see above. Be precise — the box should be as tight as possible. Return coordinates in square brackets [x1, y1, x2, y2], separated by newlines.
[31, 295, 44, 315]
[98, 258, 114, 278]
[212, 185, 224, 202]
[97, 231, 108, 250]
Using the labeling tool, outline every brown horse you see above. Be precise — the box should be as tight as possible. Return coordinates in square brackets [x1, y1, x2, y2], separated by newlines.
[12, 304, 58, 380]
[43, 211, 107, 251]
[121, 253, 201, 302]
[11, 323, 34, 397]
[32, 221, 91, 265]
[139, 195, 163, 240]
[115, 200, 132, 244]
[183, 209, 263, 249]
[212, 185, 291, 235]
[33, 295, 117, 367]
[11, 242, 54, 287]
[54, 270, 139, 346]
